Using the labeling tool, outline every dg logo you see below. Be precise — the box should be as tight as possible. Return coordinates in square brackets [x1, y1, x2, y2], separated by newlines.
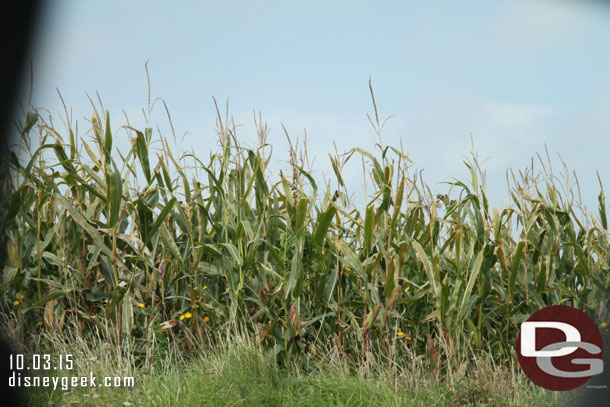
[516, 305, 604, 391]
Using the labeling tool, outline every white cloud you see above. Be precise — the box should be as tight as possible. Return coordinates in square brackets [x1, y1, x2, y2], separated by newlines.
[485, 103, 552, 128]
[496, 0, 599, 49]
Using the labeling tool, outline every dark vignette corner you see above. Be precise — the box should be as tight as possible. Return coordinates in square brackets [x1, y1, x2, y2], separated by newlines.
[1, 1, 45, 406]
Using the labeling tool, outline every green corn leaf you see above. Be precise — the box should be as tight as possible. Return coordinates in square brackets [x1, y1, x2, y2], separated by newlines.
[144, 197, 177, 246]
[391, 175, 405, 223]
[459, 249, 484, 319]
[135, 130, 152, 183]
[383, 261, 395, 299]
[413, 240, 438, 299]
[509, 241, 525, 296]
[294, 197, 309, 234]
[24, 290, 71, 312]
[21, 111, 38, 137]
[106, 158, 123, 229]
[164, 139, 191, 202]
[2, 267, 18, 286]
[160, 224, 181, 263]
[337, 241, 367, 282]
[598, 192, 607, 230]
[55, 194, 114, 260]
[323, 266, 339, 304]
[104, 110, 112, 163]
[220, 243, 242, 266]
[364, 205, 374, 253]
[329, 154, 345, 187]
[99, 255, 116, 288]
[313, 205, 336, 246]
[285, 251, 300, 299]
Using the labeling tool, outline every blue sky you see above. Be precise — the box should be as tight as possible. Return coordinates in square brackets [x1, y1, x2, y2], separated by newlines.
[24, 0, 610, 211]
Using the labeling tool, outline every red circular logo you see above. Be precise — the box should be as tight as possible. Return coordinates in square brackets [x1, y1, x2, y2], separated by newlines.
[516, 305, 603, 391]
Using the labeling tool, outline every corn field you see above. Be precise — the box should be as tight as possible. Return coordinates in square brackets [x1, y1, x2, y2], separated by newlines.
[1, 97, 609, 374]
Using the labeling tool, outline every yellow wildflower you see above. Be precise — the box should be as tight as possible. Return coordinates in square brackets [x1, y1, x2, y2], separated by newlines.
[203, 285, 208, 290]
[602, 322, 608, 328]
[405, 287, 410, 291]
[397, 331, 405, 337]
[138, 303, 145, 308]
[13, 300, 20, 306]
[203, 316, 210, 323]
[18, 293, 24, 300]
[180, 314, 185, 321]
[184, 312, 192, 319]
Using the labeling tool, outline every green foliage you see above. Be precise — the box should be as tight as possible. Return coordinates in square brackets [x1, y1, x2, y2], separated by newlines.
[2, 103, 609, 377]
[26, 342, 561, 407]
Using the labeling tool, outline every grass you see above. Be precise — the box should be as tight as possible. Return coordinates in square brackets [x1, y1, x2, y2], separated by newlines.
[21, 323, 567, 407]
